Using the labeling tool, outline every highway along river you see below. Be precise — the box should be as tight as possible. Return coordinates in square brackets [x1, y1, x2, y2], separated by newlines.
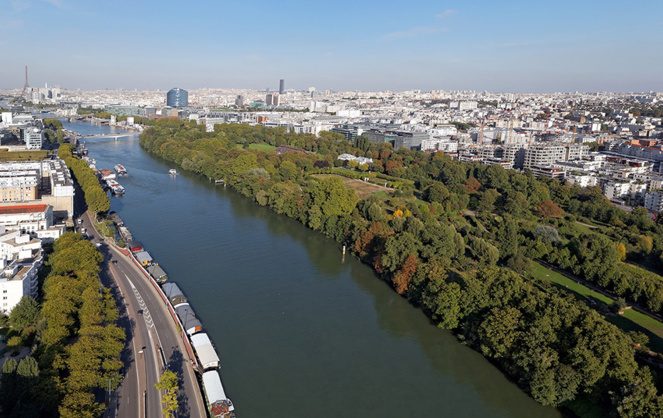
[65, 120, 562, 418]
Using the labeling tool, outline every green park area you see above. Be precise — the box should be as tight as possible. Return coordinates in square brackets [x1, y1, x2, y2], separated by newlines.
[0, 150, 48, 161]
[531, 262, 663, 352]
[234, 143, 277, 152]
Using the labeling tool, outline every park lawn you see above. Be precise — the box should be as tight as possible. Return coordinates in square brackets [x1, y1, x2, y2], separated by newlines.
[312, 173, 394, 199]
[248, 143, 277, 152]
[0, 150, 49, 161]
[531, 263, 611, 303]
[531, 262, 663, 352]
[573, 222, 599, 235]
[233, 143, 277, 152]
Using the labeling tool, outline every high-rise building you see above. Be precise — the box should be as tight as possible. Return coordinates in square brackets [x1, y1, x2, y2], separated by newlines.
[166, 88, 189, 107]
[266, 93, 280, 107]
[279, 79, 285, 95]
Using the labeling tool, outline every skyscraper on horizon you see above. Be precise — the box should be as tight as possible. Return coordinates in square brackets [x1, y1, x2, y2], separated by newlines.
[279, 79, 284, 95]
[166, 88, 188, 107]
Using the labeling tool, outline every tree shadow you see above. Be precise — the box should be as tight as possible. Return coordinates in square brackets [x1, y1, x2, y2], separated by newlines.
[167, 349, 190, 417]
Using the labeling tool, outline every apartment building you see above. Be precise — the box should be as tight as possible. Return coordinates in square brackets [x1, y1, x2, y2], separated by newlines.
[645, 191, 663, 213]
[0, 160, 74, 218]
[523, 144, 589, 170]
[603, 180, 647, 201]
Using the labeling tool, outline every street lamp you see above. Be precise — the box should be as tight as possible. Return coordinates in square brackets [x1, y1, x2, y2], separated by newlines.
[105, 377, 114, 406]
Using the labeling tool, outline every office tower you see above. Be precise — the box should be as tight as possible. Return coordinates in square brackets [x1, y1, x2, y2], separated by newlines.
[279, 79, 284, 95]
[166, 88, 189, 107]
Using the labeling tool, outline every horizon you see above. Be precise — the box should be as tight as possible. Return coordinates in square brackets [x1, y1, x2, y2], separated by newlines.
[1, 0, 662, 93]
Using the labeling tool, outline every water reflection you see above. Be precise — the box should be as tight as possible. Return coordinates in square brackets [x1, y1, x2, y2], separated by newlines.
[77, 126, 561, 418]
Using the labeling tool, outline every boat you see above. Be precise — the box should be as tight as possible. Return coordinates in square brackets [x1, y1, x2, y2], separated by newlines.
[112, 184, 125, 196]
[169, 169, 178, 176]
[114, 164, 128, 175]
[106, 179, 125, 196]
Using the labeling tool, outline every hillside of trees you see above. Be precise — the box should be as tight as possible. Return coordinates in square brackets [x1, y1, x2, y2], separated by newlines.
[139, 121, 663, 416]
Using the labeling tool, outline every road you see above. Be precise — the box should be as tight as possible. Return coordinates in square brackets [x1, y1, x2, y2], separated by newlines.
[77, 212, 205, 418]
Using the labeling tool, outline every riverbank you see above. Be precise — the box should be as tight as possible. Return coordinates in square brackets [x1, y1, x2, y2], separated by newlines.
[75, 130, 563, 417]
[137, 121, 663, 417]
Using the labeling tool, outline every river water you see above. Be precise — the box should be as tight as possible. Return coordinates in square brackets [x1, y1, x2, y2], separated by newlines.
[64, 120, 561, 418]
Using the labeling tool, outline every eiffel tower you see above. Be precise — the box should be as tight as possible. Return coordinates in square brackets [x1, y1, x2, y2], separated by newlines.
[21, 66, 29, 98]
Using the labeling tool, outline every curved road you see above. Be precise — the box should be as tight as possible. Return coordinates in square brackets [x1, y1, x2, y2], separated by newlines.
[78, 212, 205, 418]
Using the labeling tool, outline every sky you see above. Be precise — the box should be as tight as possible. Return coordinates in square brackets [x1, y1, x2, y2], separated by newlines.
[1, 0, 662, 93]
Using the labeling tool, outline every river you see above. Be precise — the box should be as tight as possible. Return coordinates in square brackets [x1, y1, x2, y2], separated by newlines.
[64, 120, 562, 418]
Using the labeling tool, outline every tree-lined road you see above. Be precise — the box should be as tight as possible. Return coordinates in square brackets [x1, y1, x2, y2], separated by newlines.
[79, 212, 205, 418]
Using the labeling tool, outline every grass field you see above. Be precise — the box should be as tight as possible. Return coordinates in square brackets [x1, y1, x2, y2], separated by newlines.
[312, 173, 394, 198]
[530, 262, 663, 352]
[233, 143, 277, 152]
[0, 150, 49, 161]
[248, 143, 277, 152]
[573, 222, 600, 235]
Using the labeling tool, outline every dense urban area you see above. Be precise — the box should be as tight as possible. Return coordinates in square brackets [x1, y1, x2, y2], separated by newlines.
[1, 83, 663, 417]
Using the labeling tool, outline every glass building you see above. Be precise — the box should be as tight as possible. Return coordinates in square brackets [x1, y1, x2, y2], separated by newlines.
[166, 88, 189, 107]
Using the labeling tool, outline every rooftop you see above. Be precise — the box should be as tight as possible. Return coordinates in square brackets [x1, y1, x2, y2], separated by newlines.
[0, 204, 48, 215]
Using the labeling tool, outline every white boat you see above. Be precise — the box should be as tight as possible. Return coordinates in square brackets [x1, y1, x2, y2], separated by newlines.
[106, 179, 125, 196]
[114, 164, 128, 175]
[169, 169, 178, 176]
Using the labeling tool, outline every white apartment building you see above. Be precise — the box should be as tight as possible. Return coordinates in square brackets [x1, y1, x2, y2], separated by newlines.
[0, 204, 53, 233]
[645, 191, 663, 213]
[566, 173, 598, 188]
[23, 127, 43, 150]
[524, 144, 589, 169]
[421, 138, 458, 153]
[0, 228, 42, 260]
[0, 258, 40, 314]
[603, 180, 647, 201]
[430, 125, 458, 136]
[633, 173, 663, 191]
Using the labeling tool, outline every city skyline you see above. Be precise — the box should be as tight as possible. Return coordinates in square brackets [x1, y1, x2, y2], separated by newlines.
[1, 0, 662, 93]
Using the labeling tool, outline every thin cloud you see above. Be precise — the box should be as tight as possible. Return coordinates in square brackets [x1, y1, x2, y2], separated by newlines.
[435, 9, 456, 19]
[383, 26, 447, 40]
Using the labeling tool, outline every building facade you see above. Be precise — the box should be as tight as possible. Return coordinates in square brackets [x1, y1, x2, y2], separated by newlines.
[166, 88, 189, 107]
[645, 191, 663, 213]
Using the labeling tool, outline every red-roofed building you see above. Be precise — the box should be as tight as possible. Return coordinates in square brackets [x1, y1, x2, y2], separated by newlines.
[0, 204, 53, 234]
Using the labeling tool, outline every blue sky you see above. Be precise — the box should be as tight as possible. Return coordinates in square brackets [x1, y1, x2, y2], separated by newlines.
[1, 0, 662, 92]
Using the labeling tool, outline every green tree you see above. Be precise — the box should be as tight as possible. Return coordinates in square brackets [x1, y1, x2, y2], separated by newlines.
[423, 183, 450, 204]
[615, 367, 662, 417]
[425, 281, 462, 329]
[477, 189, 500, 214]
[310, 177, 358, 219]
[479, 306, 522, 359]
[155, 370, 179, 417]
[278, 161, 300, 181]
[9, 296, 40, 333]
